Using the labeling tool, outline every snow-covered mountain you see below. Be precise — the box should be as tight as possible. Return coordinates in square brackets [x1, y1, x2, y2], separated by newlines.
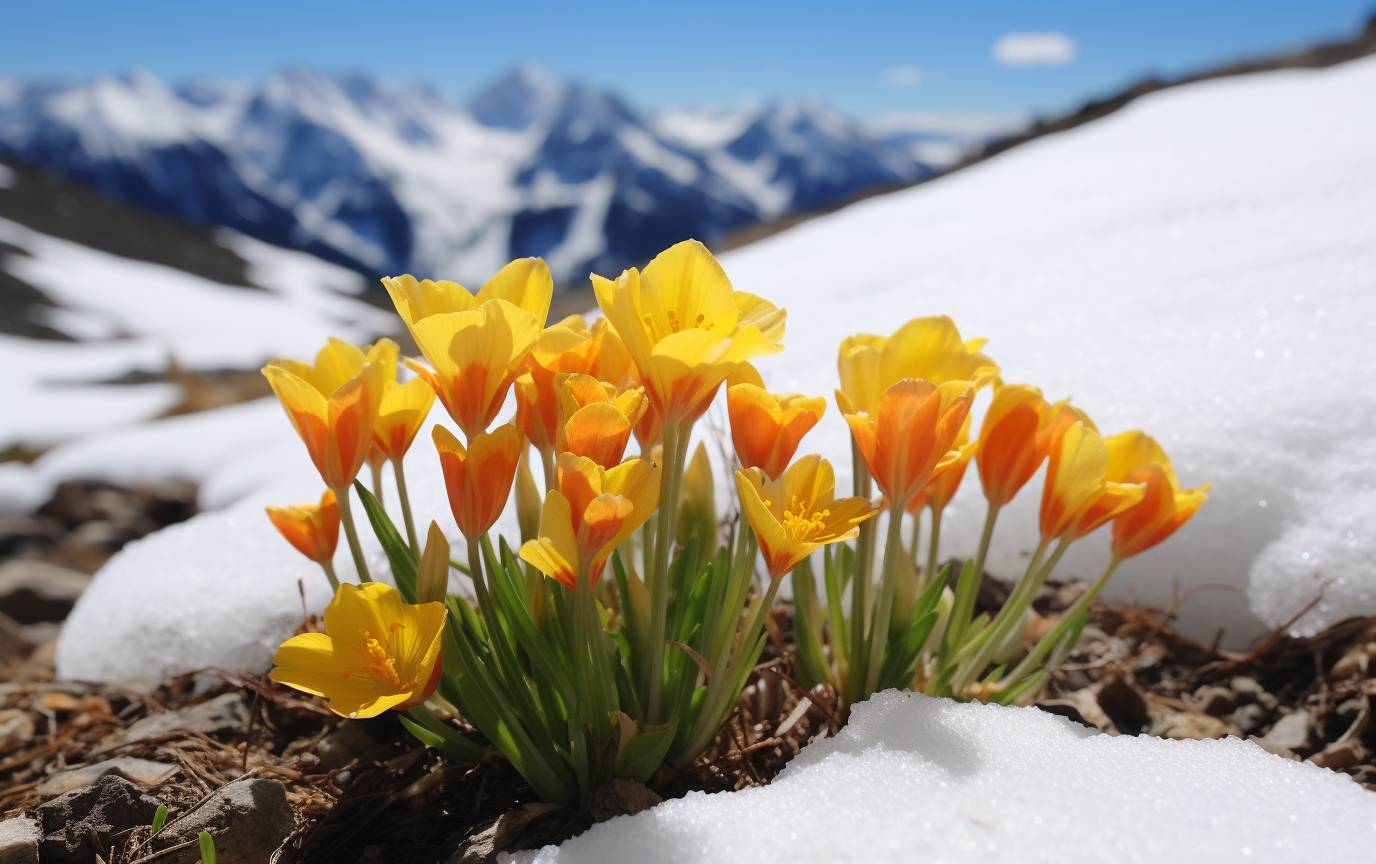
[0, 65, 946, 285]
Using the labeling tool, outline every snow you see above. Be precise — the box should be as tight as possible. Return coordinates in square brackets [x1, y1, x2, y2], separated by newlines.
[511, 691, 1376, 864]
[722, 57, 1376, 642]
[0, 218, 391, 450]
[53, 57, 1376, 681]
[55, 402, 462, 681]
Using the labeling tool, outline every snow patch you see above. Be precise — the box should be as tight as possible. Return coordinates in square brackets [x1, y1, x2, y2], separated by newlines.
[512, 691, 1376, 864]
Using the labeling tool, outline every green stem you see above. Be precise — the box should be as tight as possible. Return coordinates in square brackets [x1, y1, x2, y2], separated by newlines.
[971, 502, 1001, 581]
[847, 438, 875, 706]
[1005, 555, 1121, 685]
[925, 506, 944, 589]
[319, 559, 340, 592]
[335, 487, 372, 582]
[644, 422, 686, 723]
[370, 460, 385, 506]
[950, 538, 1052, 694]
[863, 504, 909, 698]
[392, 459, 420, 556]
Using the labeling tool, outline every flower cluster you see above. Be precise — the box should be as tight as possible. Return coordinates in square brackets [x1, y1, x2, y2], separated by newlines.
[259, 240, 1207, 804]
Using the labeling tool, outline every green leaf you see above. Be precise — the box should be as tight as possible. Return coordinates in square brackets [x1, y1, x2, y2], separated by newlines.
[398, 711, 485, 762]
[150, 803, 168, 835]
[611, 711, 677, 781]
[353, 481, 418, 602]
[992, 669, 1048, 705]
[790, 559, 831, 689]
[198, 831, 216, 864]
[939, 559, 981, 665]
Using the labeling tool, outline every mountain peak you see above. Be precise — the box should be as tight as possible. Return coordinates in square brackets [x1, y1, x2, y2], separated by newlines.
[468, 63, 565, 130]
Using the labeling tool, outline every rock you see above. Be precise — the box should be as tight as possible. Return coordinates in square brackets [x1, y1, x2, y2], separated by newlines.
[0, 710, 34, 751]
[37, 774, 159, 864]
[1095, 677, 1149, 734]
[1190, 685, 1235, 717]
[1257, 710, 1314, 755]
[1231, 703, 1270, 735]
[0, 816, 40, 864]
[153, 778, 294, 864]
[37, 757, 178, 798]
[0, 561, 89, 624]
[447, 803, 560, 864]
[103, 692, 247, 750]
[588, 779, 663, 822]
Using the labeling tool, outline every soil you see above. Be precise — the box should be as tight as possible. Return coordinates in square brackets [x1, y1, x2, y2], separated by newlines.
[3, 563, 1373, 862]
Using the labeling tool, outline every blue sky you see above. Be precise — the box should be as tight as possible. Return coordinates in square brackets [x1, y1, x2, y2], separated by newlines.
[5, 1, 1371, 119]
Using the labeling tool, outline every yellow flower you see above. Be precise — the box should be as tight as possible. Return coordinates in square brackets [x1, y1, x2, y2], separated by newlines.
[1039, 418, 1147, 542]
[592, 240, 785, 425]
[556, 373, 648, 469]
[975, 384, 1061, 507]
[269, 582, 446, 719]
[383, 260, 549, 439]
[908, 420, 974, 515]
[1105, 433, 1210, 559]
[262, 339, 388, 491]
[837, 316, 997, 417]
[382, 257, 552, 331]
[515, 316, 639, 454]
[736, 455, 876, 580]
[726, 364, 826, 479]
[520, 453, 660, 588]
[360, 336, 436, 463]
[433, 424, 524, 540]
[842, 378, 973, 507]
[265, 489, 339, 566]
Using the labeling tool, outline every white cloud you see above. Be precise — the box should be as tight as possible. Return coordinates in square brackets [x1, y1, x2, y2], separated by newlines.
[993, 32, 1077, 67]
[882, 65, 924, 89]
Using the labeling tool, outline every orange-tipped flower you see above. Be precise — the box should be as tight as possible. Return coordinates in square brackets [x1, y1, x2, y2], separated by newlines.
[269, 582, 445, 719]
[520, 453, 660, 588]
[837, 316, 997, 417]
[433, 424, 523, 540]
[383, 259, 550, 439]
[592, 240, 785, 425]
[515, 316, 639, 453]
[843, 378, 973, 507]
[374, 377, 436, 464]
[1039, 419, 1148, 542]
[266, 489, 339, 566]
[976, 384, 1062, 507]
[556, 374, 648, 469]
[908, 421, 974, 515]
[736, 455, 876, 580]
[263, 339, 388, 491]
[1106, 433, 1210, 558]
[727, 365, 826, 479]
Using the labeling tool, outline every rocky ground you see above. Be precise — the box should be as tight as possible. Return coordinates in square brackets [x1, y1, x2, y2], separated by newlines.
[1, 483, 1373, 863]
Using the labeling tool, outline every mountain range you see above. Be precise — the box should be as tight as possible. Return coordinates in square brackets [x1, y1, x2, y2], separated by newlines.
[0, 65, 973, 286]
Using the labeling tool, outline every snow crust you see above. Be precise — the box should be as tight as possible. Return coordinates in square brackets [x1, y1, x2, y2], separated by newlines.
[54, 58, 1376, 681]
[511, 691, 1376, 864]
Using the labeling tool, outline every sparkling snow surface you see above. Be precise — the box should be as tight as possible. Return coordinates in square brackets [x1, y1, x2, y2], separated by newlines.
[511, 691, 1376, 864]
[55, 58, 1376, 681]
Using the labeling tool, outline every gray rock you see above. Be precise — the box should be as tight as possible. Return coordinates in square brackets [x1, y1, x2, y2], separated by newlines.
[37, 774, 159, 864]
[102, 692, 247, 750]
[0, 561, 89, 624]
[0, 816, 40, 864]
[1258, 710, 1313, 755]
[38, 757, 178, 798]
[154, 778, 294, 864]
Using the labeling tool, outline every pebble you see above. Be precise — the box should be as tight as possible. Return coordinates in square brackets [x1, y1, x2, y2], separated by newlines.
[37, 757, 178, 798]
[0, 816, 40, 864]
[151, 778, 294, 864]
[37, 774, 159, 864]
[101, 692, 247, 750]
